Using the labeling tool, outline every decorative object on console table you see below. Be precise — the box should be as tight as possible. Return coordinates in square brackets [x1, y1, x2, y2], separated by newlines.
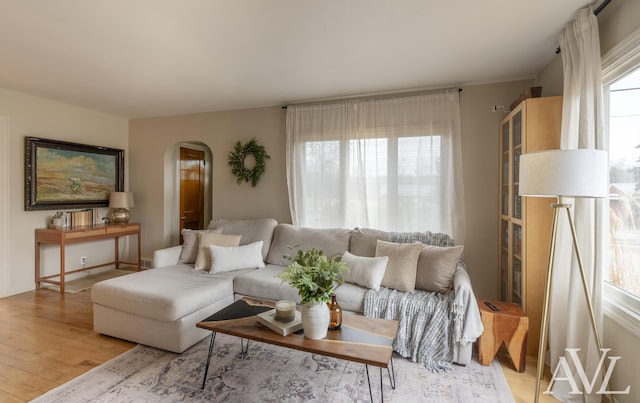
[519, 148, 608, 402]
[276, 248, 348, 339]
[110, 192, 134, 223]
[51, 211, 64, 228]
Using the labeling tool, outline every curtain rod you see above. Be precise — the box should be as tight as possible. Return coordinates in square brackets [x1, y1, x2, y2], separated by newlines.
[281, 87, 462, 109]
[555, 0, 611, 54]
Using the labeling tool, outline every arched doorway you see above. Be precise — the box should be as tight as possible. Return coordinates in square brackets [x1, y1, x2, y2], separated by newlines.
[179, 147, 205, 242]
[163, 141, 213, 246]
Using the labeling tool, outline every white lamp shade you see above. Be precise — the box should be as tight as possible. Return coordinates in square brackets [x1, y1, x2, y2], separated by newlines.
[519, 149, 608, 198]
[109, 192, 134, 208]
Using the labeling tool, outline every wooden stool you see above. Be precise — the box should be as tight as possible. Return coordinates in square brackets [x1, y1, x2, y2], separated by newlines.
[477, 299, 528, 372]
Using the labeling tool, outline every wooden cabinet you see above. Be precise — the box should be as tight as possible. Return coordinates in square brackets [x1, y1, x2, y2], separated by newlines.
[498, 96, 562, 356]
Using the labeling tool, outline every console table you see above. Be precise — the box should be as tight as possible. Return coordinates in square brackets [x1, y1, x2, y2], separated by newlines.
[35, 222, 141, 293]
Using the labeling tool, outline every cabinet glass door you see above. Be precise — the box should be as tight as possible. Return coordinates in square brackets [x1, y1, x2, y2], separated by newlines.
[512, 111, 522, 220]
[512, 223, 523, 306]
[499, 219, 509, 300]
[501, 122, 509, 216]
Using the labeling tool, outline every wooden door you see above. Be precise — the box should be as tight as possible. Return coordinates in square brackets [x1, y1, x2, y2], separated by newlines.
[179, 147, 205, 243]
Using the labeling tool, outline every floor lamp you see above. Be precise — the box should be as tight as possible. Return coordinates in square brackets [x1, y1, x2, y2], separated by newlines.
[518, 149, 608, 402]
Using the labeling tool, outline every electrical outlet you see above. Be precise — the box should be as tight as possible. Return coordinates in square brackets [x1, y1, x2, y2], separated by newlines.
[80, 256, 87, 265]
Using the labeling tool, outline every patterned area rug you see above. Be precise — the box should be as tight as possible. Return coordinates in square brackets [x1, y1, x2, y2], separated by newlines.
[32, 333, 514, 403]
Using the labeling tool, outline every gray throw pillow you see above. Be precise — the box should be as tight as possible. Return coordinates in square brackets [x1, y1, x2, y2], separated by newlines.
[415, 244, 464, 293]
[349, 227, 390, 257]
[177, 228, 222, 264]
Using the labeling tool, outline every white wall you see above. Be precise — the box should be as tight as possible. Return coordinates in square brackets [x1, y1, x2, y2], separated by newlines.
[0, 87, 129, 297]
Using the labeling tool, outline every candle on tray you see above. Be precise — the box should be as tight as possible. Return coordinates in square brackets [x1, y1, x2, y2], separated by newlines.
[275, 300, 296, 322]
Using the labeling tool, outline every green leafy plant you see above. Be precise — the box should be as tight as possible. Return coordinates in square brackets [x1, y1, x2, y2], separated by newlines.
[276, 248, 348, 305]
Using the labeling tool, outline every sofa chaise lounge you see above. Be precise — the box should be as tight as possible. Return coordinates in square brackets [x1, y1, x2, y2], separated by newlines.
[92, 218, 483, 367]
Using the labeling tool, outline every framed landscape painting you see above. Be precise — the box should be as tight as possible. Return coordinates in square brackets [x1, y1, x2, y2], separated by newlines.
[25, 137, 124, 211]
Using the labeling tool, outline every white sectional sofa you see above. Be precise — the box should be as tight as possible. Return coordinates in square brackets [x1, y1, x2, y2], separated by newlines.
[92, 218, 483, 366]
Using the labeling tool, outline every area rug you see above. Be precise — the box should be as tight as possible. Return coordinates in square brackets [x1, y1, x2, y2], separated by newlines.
[31, 333, 514, 403]
[42, 269, 132, 293]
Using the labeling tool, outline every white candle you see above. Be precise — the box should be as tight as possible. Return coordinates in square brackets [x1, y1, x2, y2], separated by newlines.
[275, 300, 296, 322]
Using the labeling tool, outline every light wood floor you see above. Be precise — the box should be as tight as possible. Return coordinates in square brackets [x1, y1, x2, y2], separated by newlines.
[0, 289, 557, 402]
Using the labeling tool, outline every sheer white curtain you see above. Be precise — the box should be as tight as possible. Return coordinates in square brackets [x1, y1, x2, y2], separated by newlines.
[286, 89, 464, 243]
[549, 7, 607, 402]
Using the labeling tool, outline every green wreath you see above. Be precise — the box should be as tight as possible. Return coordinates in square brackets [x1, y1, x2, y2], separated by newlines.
[228, 138, 271, 187]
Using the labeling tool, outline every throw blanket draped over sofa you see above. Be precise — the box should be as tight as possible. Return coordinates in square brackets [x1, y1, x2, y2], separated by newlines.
[92, 218, 483, 369]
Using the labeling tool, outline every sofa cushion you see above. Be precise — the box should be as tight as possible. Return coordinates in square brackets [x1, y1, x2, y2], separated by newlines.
[233, 264, 301, 302]
[375, 240, 423, 293]
[194, 233, 242, 270]
[416, 245, 464, 293]
[340, 251, 388, 291]
[91, 266, 235, 322]
[349, 227, 390, 257]
[209, 241, 265, 273]
[178, 228, 222, 264]
[266, 224, 352, 266]
[208, 218, 278, 261]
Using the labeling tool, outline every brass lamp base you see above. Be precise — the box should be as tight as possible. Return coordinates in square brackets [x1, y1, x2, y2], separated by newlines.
[112, 208, 131, 224]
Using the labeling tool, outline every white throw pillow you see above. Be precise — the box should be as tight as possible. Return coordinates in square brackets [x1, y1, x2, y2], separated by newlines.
[340, 251, 388, 291]
[209, 241, 265, 273]
[194, 233, 241, 270]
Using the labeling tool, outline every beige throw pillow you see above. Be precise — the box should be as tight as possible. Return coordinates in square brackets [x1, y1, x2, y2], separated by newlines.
[194, 233, 241, 270]
[416, 245, 464, 293]
[178, 228, 222, 264]
[375, 240, 423, 293]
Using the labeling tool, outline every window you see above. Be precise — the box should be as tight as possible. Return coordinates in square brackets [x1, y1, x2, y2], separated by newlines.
[286, 90, 464, 240]
[602, 28, 640, 336]
[299, 135, 441, 231]
[607, 67, 640, 298]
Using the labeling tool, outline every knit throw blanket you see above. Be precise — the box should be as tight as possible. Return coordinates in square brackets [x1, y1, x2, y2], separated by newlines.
[364, 287, 456, 372]
[364, 231, 459, 371]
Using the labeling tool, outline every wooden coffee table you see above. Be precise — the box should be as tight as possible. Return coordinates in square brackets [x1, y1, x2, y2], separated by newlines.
[196, 298, 399, 402]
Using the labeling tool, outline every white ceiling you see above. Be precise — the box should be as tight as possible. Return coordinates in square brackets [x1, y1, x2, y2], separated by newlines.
[0, 0, 594, 118]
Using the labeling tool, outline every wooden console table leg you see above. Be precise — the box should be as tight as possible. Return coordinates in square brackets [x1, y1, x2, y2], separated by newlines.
[114, 236, 120, 270]
[35, 240, 41, 289]
[59, 241, 66, 294]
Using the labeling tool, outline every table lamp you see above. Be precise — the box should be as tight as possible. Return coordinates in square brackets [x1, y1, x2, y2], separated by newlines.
[519, 148, 608, 402]
[109, 192, 134, 224]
